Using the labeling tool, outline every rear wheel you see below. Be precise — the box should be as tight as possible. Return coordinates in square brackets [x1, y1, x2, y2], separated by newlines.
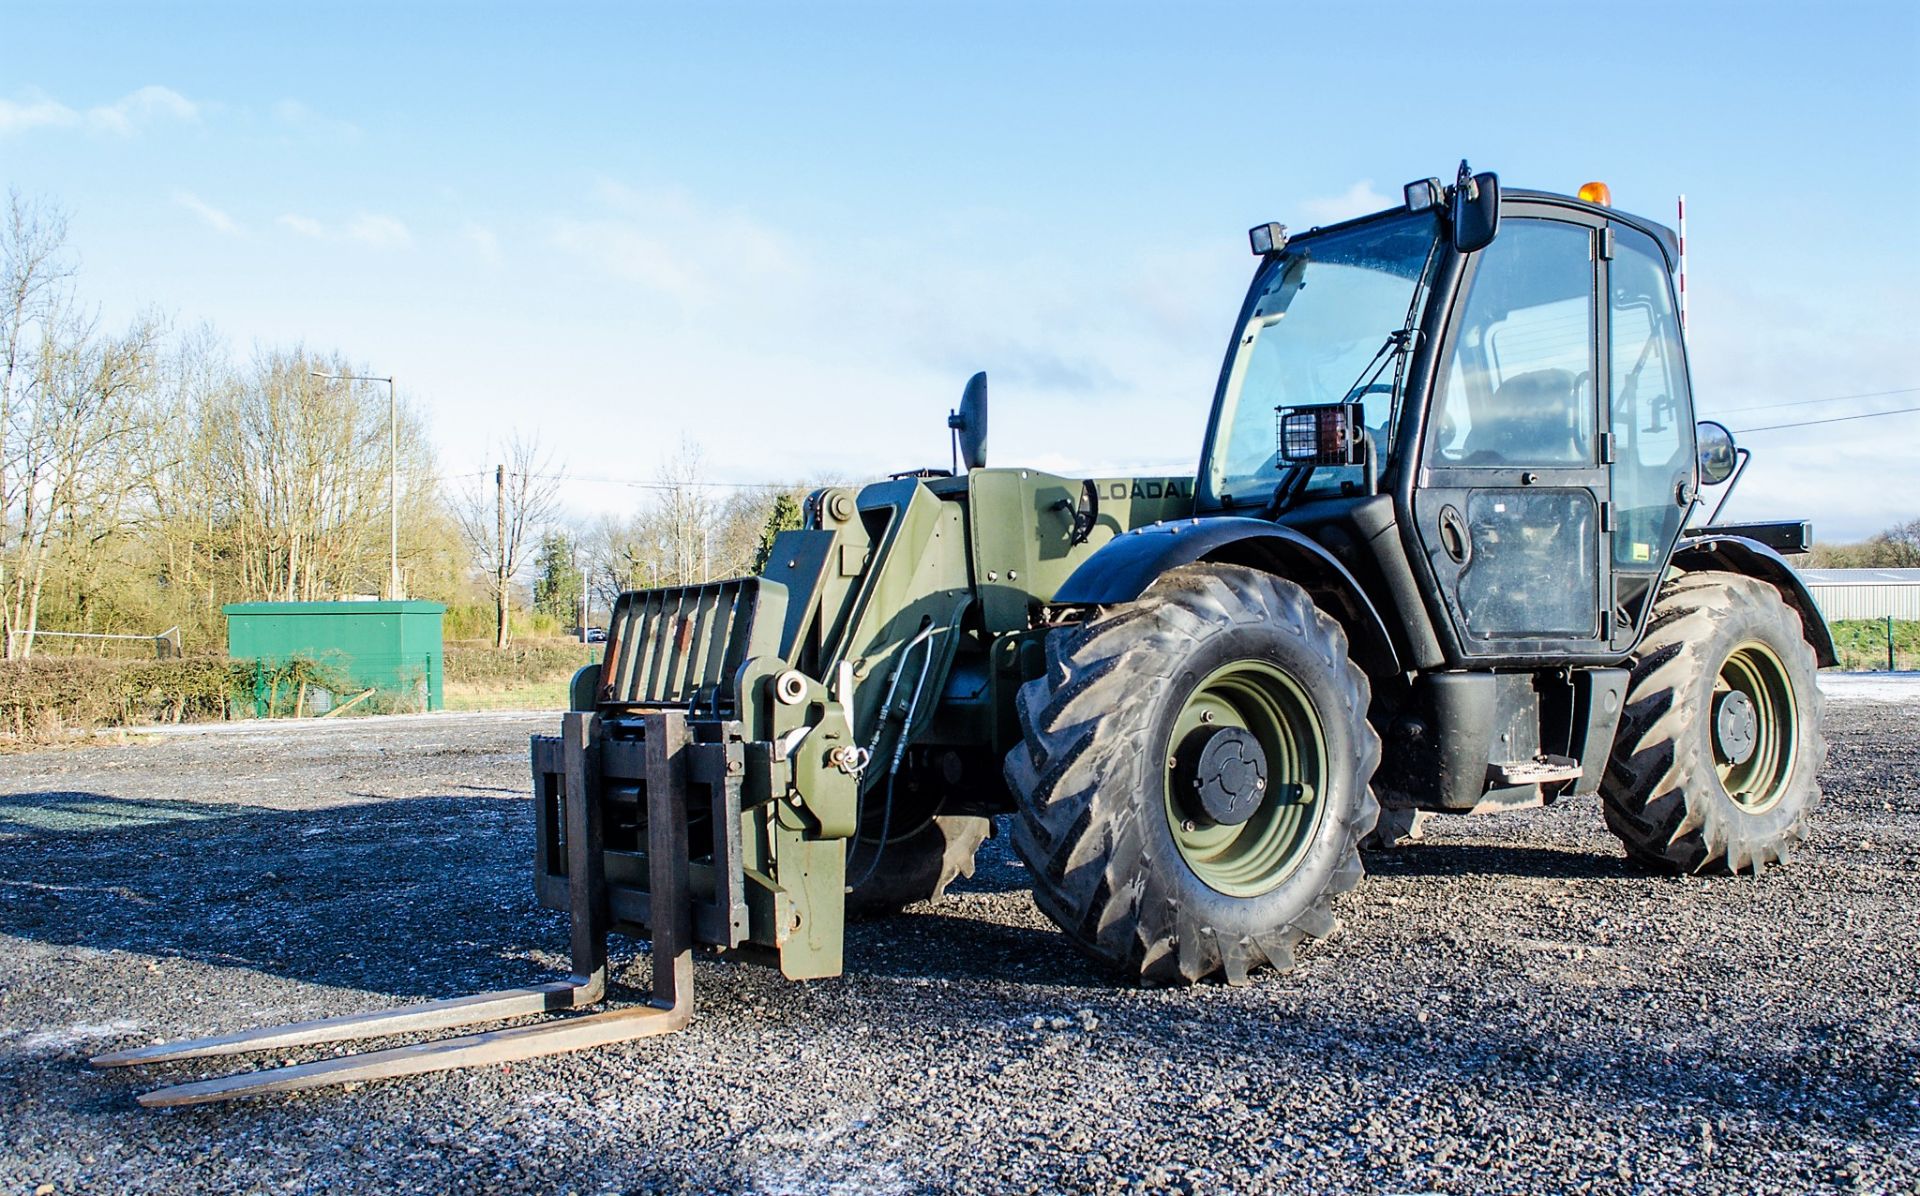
[1602, 570, 1826, 873]
[1004, 564, 1379, 984]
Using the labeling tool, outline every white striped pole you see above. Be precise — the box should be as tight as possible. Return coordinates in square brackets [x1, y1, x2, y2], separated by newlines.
[1676, 193, 1688, 332]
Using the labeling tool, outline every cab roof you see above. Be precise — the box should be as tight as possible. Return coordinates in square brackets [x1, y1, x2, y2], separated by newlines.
[1290, 185, 1682, 271]
[1504, 188, 1681, 266]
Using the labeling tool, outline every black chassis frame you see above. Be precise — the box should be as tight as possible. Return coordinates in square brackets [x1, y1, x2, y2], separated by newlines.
[1062, 188, 1833, 814]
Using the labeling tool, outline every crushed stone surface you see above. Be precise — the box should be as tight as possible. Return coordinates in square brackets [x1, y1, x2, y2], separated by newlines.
[1, 699, 1914, 1194]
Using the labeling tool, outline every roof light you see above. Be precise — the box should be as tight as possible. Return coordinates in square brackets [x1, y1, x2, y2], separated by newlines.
[1403, 178, 1442, 211]
[1577, 181, 1613, 207]
[1248, 222, 1288, 255]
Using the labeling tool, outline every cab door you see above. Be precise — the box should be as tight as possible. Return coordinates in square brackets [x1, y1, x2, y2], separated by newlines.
[1604, 221, 1696, 649]
[1413, 209, 1615, 662]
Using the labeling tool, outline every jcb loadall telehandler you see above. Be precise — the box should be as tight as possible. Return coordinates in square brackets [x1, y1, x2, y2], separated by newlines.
[99, 165, 1831, 1105]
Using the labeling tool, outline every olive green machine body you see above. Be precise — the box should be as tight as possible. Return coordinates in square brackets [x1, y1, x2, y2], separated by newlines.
[531, 468, 1199, 981]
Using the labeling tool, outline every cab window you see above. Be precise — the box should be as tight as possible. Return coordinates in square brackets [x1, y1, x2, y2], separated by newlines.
[1431, 219, 1597, 467]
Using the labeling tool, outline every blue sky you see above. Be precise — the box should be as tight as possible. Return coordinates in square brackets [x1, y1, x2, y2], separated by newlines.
[6, 0, 1918, 537]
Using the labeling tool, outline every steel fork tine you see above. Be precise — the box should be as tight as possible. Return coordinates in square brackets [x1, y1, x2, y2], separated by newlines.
[90, 980, 592, 1069]
[134, 997, 689, 1108]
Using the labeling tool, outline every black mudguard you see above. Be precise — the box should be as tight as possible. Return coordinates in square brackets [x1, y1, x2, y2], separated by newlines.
[1669, 534, 1838, 667]
[1053, 517, 1402, 678]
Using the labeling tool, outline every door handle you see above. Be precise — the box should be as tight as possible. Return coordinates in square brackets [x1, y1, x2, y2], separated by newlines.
[1438, 505, 1470, 565]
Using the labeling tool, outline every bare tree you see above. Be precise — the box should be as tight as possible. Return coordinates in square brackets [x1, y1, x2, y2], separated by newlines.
[454, 433, 562, 648]
[582, 510, 660, 612]
[3, 302, 160, 655]
[185, 347, 434, 604]
[1, 191, 76, 656]
[656, 436, 715, 586]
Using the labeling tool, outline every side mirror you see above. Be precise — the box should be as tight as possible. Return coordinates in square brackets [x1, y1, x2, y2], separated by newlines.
[1450, 163, 1500, 253]
[1697, 420, 1738, 485]
[948, 372, 988, 471]
[1278, 403, 1367, 467]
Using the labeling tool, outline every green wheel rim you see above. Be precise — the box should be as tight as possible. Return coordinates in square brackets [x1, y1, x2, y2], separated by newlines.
[1714, 640, 1797, 813]
[1163, 660, 1329, 898]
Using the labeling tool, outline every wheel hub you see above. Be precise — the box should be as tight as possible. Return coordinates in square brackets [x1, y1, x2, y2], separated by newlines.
[1713, 689, 1758, 766]
[1175, 725, 1268, 827]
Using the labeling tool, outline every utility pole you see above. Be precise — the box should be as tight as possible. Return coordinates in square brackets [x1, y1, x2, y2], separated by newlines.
[495, 464, 508, 649]
[575, 539, 588, 644]
[386, 376, 398, 600]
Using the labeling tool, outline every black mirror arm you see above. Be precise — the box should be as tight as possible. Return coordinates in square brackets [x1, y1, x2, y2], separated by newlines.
[1702, 447, 1752, 526]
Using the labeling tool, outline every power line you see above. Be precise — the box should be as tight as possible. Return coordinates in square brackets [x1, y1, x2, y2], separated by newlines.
[1733, 404, 1920, 433]
[434, 386, 1920, 482]
[532, 472, 789, 491]
[1710, 385, 1920, 416]
[434, 469, 800, 491]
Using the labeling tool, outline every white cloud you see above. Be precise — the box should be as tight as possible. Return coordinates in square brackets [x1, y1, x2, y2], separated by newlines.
[278, 213, 326, 238]
[549, 181, 800, 308]
[0, 90, 79, 134]
[276, 212, 413, 249]
[271, 98, 361, 142]
[1297, 180, 1394, 226]
[87, 85, 198, 135]
[460, 221, 502, 264]
[1, 84, 200, 137]
[345, 214, 413, 248]
[173, 190, 243, 235]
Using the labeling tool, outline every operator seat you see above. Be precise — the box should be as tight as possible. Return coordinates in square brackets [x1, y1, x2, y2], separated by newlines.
[1462, 369, 1586, 464]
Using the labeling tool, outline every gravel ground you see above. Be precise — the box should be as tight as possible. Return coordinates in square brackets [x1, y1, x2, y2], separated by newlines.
[1, 690, 1915, 1195]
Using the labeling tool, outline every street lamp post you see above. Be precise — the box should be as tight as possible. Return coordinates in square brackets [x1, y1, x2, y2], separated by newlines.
[311, 370, 400, 600]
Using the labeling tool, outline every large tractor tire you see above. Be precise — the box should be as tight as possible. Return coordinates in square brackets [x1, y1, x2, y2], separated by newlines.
[845, 754, 995, 915]
[1602, 570, 1827, 874]
[1003, 564, 1380, 985]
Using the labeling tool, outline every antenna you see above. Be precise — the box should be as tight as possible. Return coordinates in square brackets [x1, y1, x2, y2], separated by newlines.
[1676, 194, 1688, 333]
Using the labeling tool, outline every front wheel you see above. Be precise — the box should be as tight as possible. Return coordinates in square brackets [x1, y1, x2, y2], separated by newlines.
[1003, 564, 1380, 985]
[1602, 571, 1827, 873]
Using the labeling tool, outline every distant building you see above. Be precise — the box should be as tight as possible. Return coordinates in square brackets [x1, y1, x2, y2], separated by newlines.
[1799, 569, 1920, 621]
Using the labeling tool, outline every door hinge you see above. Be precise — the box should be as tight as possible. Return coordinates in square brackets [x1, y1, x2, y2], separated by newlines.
[1599, 227, 1615, 260]
[1598, 431, 1615, 464]
[1600, 501, 1616, 532]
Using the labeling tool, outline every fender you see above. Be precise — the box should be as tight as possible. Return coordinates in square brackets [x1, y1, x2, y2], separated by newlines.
[1669, 534, 1838, 667]
[1053, 517, 1403, 678]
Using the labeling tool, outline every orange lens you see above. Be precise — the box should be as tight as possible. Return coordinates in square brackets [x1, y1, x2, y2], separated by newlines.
[1577, 181, 1613, 206]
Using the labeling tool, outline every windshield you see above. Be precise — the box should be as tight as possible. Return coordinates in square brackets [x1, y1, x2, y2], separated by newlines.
[1203, 212, 1441, 506]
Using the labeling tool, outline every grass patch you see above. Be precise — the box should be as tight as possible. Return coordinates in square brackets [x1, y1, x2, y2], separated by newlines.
[444, 679, 574, 712]
[1829, 619, 1920, 672]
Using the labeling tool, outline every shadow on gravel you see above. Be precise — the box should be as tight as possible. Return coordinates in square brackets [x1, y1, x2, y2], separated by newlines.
[1366, 842, 1639, 879]
[0, 789, 559, 1001]
[0, 790, 1103, 1006]
[846, 912, 1110, 988]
